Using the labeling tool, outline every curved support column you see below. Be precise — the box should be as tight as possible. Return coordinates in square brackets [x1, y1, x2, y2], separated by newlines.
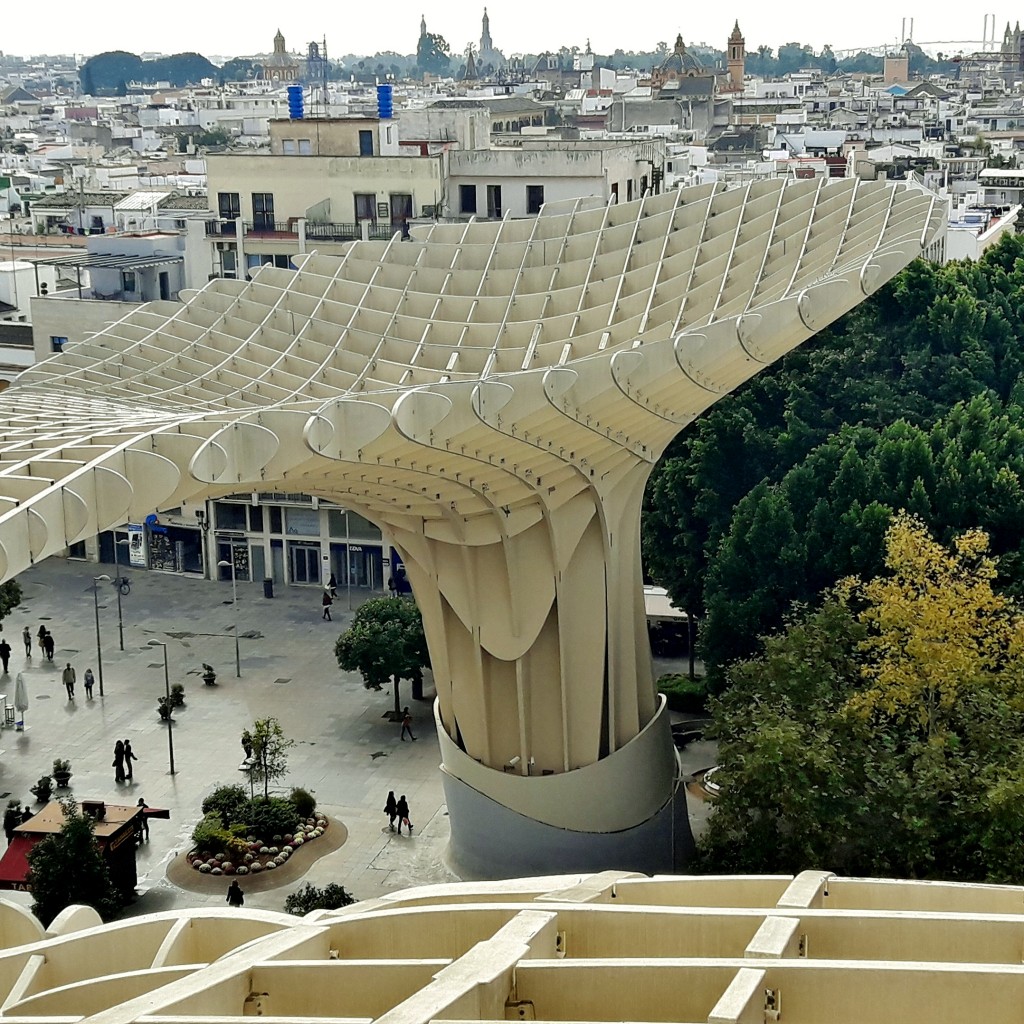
[437, 698, 693, 877]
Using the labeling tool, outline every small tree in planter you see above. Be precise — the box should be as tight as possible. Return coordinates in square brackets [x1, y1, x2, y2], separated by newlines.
[52, 759, 72, 788]
[249, 717, 293, 801]
[169, 683, 186, 707]
[202, 663, 217, 686]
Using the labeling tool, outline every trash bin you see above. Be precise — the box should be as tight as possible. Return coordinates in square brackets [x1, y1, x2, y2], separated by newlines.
[263, 577, 274, 599]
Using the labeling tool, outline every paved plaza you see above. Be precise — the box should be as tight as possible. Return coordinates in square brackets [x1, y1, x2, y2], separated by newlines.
[0, 558, 457, 915]
[0, 557, 716, 917]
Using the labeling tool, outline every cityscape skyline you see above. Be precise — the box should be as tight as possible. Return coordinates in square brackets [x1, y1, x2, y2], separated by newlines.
[0, 4, 1006, 65]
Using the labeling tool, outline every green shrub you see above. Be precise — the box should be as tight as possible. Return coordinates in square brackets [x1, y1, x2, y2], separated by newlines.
[191, 811, 230, 855]
[657, 673, 709, 714]
[201, 784, 248, 827]
[289, 787, 317, 818]
[284, 883, 356, 916]
[240, 797, 300, 840]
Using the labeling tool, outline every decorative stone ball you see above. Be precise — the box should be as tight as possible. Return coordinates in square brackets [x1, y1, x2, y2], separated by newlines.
[293, 836, 304, 846]
[199, 863, 211, 873]
[199, 851, 211, 861]
[193, 859, 203, 871]
[268, 846, 279, 855]
[249, 842, 261, 852]
[280, 848, 291, 859]
[244, 852, 254, 864]
[265, 860, 277, 870]
[223, 863, 235, 874]
[236, 865, 249, 875]
[207, 858, 218, 867]
[284, 834, 293, 842]
[272, 834, 283, 843]
[259, 846, 270, 855]
[214, 853, 226, 863]
[211, 867, 223, 875]
[316, 819, 327, 829]
[250, 862, 263, 873]
[306, 817, 315, 825]
[274, 855, 286, 866]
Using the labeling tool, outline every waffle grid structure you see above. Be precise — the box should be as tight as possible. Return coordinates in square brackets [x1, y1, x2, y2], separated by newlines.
[0, 180, 943, 874]
[0, 870, 1019, 1023]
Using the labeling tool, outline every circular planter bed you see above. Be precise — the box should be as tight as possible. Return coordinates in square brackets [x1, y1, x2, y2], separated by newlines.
[168, 815, 348, 895]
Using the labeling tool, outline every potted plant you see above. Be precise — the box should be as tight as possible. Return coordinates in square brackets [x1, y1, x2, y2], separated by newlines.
[157, 696, 173, 721]
[202, 663, 217, 686]
[30, 776, 53, 803]
[52, 759, 72, 788]
[169, 682, 186, 707]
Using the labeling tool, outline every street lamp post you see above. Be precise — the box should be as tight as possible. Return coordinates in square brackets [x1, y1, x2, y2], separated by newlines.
[217, 558, 241, 677]
[91, 574, 111, 697]
[147, 640, 175, 774]
[115, 538, 131, 651]
[345, 509, 352, 611]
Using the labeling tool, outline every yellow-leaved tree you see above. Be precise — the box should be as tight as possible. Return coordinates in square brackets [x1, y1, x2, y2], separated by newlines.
[837, 513, 1024, 735]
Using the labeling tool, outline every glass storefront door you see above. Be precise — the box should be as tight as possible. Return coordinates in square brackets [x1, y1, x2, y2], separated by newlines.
[289, 542, 322, 585]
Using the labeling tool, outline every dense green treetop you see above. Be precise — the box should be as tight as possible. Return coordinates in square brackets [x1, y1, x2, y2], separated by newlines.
[335, 597, 430, 717]
[416, 34, 451, 78]
[643, 235, 1024, 682]
[697, 519, 1024, 884]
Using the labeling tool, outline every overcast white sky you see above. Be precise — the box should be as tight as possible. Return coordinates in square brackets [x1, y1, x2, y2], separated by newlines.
[1, 5, 1002, 61]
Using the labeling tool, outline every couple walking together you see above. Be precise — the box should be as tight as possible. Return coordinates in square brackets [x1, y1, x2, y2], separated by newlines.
[384, 791, 413, 834]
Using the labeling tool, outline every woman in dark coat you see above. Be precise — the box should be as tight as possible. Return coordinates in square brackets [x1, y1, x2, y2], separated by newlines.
[396, 795, 411, 835]
[113, 740, 125, 783]
[384, 791, 398, 832]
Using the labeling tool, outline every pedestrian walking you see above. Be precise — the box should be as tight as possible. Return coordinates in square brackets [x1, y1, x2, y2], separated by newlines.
[328, 572, 338, 598]
[3, 800, 20, 842]
[61, 662, 75, 700]
[22, 626, 31, 657]
[123, 739, 138, 780]
[36, 625, 46, 654]
[396, 794, 412, 835]
[0, 637, 11, 674]
[42, 632, 54, 662]
[113, 740, 125, 783]
[226, 880, 245, 907]
[241, 729, 253, 760]
[20, 806, 32, 825]
[83, 668, 95, 699]
[136, 798, 149, 841]
[400, 707, 416, 741]
[322, 589, 333, 621]
[384, 790, 398, 832]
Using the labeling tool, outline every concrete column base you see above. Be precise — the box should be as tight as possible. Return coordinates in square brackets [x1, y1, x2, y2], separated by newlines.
[437, 698, 694, 879]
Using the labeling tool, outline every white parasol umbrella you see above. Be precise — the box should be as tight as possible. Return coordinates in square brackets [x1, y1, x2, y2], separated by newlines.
[14, 672, 27, 731]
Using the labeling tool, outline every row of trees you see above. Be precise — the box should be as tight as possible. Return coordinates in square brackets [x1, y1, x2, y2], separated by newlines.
[698, 515, 1024, 884]
[79, 51, 219, 94]
[643, 235, 1024, 686]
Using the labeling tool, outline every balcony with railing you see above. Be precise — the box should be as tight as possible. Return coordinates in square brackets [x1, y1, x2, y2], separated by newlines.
[204, 219, 399, 242]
